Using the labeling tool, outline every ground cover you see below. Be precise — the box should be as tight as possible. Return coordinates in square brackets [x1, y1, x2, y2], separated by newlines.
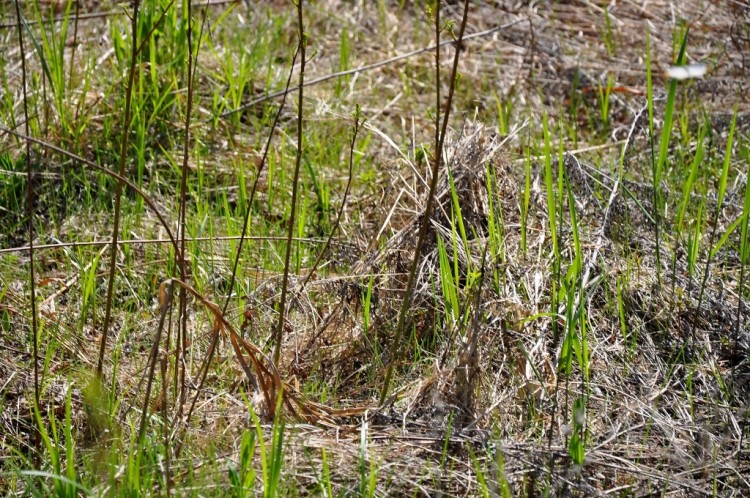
[1, 0, 749, 495]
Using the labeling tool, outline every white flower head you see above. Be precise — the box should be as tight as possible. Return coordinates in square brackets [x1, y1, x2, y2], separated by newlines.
[665, 63, 707, 81]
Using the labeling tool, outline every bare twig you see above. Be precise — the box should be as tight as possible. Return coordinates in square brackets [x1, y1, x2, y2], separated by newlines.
[175, 0, 197, 420]
[138, 281, 174, 442]
[273, 0, 306, 365]
[98, 0, 142, 379]
[379, 0, 471, 406]
[13, 0, 39, 421]
[67, 0, 80, 92]
[171, 0, 208, 425]
[160, 352, 171, 496]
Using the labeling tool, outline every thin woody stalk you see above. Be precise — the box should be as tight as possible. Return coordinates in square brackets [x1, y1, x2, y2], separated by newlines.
[273, 0, 306, 365]
[14, 0, 39, 413]
[97, 0, 142, 378]
[379, 0, 471, 405]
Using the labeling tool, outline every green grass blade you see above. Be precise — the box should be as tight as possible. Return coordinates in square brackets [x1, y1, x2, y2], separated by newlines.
[656, 27, 690, 186]
[676, 121, 708, 230]
[19, 471, 90, 496]
[716, 110, 737, 214]
[542, 113, 556, 254]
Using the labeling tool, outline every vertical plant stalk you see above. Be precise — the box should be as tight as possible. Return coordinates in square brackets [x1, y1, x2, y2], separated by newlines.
[181, 1, 211, 413]
[14, 0, 39, 411]
[97, 0, 142, 378]
[138, 281, 174, 442]
[160, 352, 171, 496]
[67, 0, 80, 92]
[175, 0, 195, 417]
[175, 42, 300, 458]
[689, 111, 736, 359]
[273, 0, 307, 365]
[40, 24, 49, 138]
[379, 0, 471, 405]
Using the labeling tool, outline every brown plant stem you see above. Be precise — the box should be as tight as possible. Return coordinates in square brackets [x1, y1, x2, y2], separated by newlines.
[67, 0, 80, 94]
[273, 0, 306, 365]
[175, 46, 300, 456]
[13, 0, 39, 421]
[175, 0, 196, 420]
[97, 0, 142, 379]
[138, 281, 174, 442]
[161, 352, 171, 496]
[379, 0, 471, 406]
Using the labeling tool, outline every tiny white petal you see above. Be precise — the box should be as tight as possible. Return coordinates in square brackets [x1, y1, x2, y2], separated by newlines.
[666, 63, 707, 80]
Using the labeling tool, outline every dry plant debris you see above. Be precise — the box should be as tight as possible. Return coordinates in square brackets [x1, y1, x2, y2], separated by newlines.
[1, 0, 749, 496]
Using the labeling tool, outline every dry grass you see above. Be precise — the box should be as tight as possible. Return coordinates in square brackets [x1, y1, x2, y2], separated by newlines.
[1, 0, 749, 496]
